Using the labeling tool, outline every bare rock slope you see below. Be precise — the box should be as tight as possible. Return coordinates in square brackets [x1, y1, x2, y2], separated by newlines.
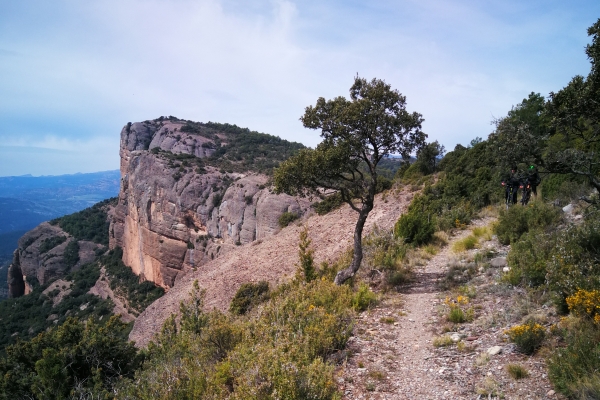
[130, 188, 414, 347]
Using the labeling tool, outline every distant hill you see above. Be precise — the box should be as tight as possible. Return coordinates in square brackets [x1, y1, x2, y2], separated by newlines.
[0, 170, 120, 299]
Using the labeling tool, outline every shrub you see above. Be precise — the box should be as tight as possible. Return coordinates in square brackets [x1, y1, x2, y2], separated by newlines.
[229, 281, 270, 315]
[122, 278, 351, 399]
[495, 201, 560, 245]
[296, 227, 316, 282]
[444, 296, 473, 323]
[278, 211, 299, 228]
[548, 319, 600, 398]
[0, 316, 140, 399]
[546, 216, 600, 312]
[566, 289, 600, 323]
[504, 230, 555, 287]
[505, 320, 545, 355]
[394, 208, 435, 245]
[351, 283, 377, 312]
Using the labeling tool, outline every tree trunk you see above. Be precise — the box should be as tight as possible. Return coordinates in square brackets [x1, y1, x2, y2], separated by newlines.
[334, 207, 371, 285]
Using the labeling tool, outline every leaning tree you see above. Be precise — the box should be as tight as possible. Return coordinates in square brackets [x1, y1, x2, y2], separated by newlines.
[274, 76, 426, 284]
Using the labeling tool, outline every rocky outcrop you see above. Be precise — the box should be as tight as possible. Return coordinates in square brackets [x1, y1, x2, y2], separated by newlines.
[8, 223, 102, 298]
[110, 119, 312, 289]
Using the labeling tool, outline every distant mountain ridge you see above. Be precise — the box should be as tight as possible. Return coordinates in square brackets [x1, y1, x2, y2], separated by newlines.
[0, 170, 120, 300]
[0, 170, 120, 236]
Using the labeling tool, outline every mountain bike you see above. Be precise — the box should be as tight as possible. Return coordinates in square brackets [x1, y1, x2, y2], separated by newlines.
[502, 181, 517, 210]
[520, 179, 532, 206]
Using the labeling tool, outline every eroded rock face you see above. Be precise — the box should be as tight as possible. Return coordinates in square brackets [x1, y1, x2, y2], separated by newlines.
[110, 119, 311, 289]
[8, 223, 101, 298]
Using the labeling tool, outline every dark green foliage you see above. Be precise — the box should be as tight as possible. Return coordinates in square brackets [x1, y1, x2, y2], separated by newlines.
[394, 195, 435, 245]
[0, 247, 163, 353]
[546, 215, 600, 312]
[173, 120, 305, 174]
[275, 77, 426, 285]
[38, 235, 66, 254]
[541, 173, 590, 204]
[62, 240, 79, 269]
[505, 230, 556, 287]
[414, 140, 446, 175]
[548, 319, 600, 398]
[399, 139, 504, 236]
[278, 211, 299, 228]
[51, 197, 116, 245]
[101, 247, 165, 314]
[313, 192, 344, 215]
[0, 316, 140, 400]
[494, 201, 561, 245]
[229, 281, 270, 315]
[0, 262, 110, 353]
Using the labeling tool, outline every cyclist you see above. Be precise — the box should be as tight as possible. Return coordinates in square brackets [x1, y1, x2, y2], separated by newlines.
[526, 164, 541, 198]
[501, 166, 520, 205]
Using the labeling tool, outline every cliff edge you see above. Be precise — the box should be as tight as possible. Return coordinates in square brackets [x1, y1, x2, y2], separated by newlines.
[110, 118, 311, 289]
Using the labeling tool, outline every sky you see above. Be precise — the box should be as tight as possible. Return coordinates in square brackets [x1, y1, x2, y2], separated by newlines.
[1, 0, 599, 177]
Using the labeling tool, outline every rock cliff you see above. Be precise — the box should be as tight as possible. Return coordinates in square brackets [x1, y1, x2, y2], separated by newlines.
[110, 118, 310, 289]
[8, 223, 102, 297]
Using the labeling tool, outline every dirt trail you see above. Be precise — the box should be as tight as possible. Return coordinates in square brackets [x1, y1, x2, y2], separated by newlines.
[339, 218, 562, 399]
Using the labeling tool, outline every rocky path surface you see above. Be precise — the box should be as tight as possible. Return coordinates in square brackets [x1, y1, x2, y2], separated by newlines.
[338, 218, 563, 399]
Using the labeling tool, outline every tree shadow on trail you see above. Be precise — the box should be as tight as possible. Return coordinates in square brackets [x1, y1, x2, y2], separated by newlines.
[397, 271, 445, 295]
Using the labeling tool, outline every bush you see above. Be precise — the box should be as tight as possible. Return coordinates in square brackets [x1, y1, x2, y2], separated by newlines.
[444, 296, 473, 323]
[278, 211, 299, 228]
[351, 283, 377, 312]
[495, 201, 561, 245]
[394, 208, 435, 245]
[505, 320, 545, 355]
[313, 192, 344, 215]
[229, 281, 270, 315]
[121, 278, 353, 399]
[566, 289, 600, 323]
[0, 316, 140, 399]
[504, 230, 555, 287]
[541, 173, 590, 204]
[548, 319, 600, 398]
[296, 227, 316, 283]
[546, 216, 600, 312]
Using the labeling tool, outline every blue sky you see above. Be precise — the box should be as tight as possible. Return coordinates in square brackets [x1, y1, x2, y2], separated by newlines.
[1, 0, 599, 176]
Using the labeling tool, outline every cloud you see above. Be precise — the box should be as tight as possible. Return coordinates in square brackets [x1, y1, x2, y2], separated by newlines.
[1, 0, 600, 175]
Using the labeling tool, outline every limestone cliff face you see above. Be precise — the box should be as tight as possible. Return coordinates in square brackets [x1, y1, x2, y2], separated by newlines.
[110, 119, 311, 289]
[8, 223, 102, 298]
